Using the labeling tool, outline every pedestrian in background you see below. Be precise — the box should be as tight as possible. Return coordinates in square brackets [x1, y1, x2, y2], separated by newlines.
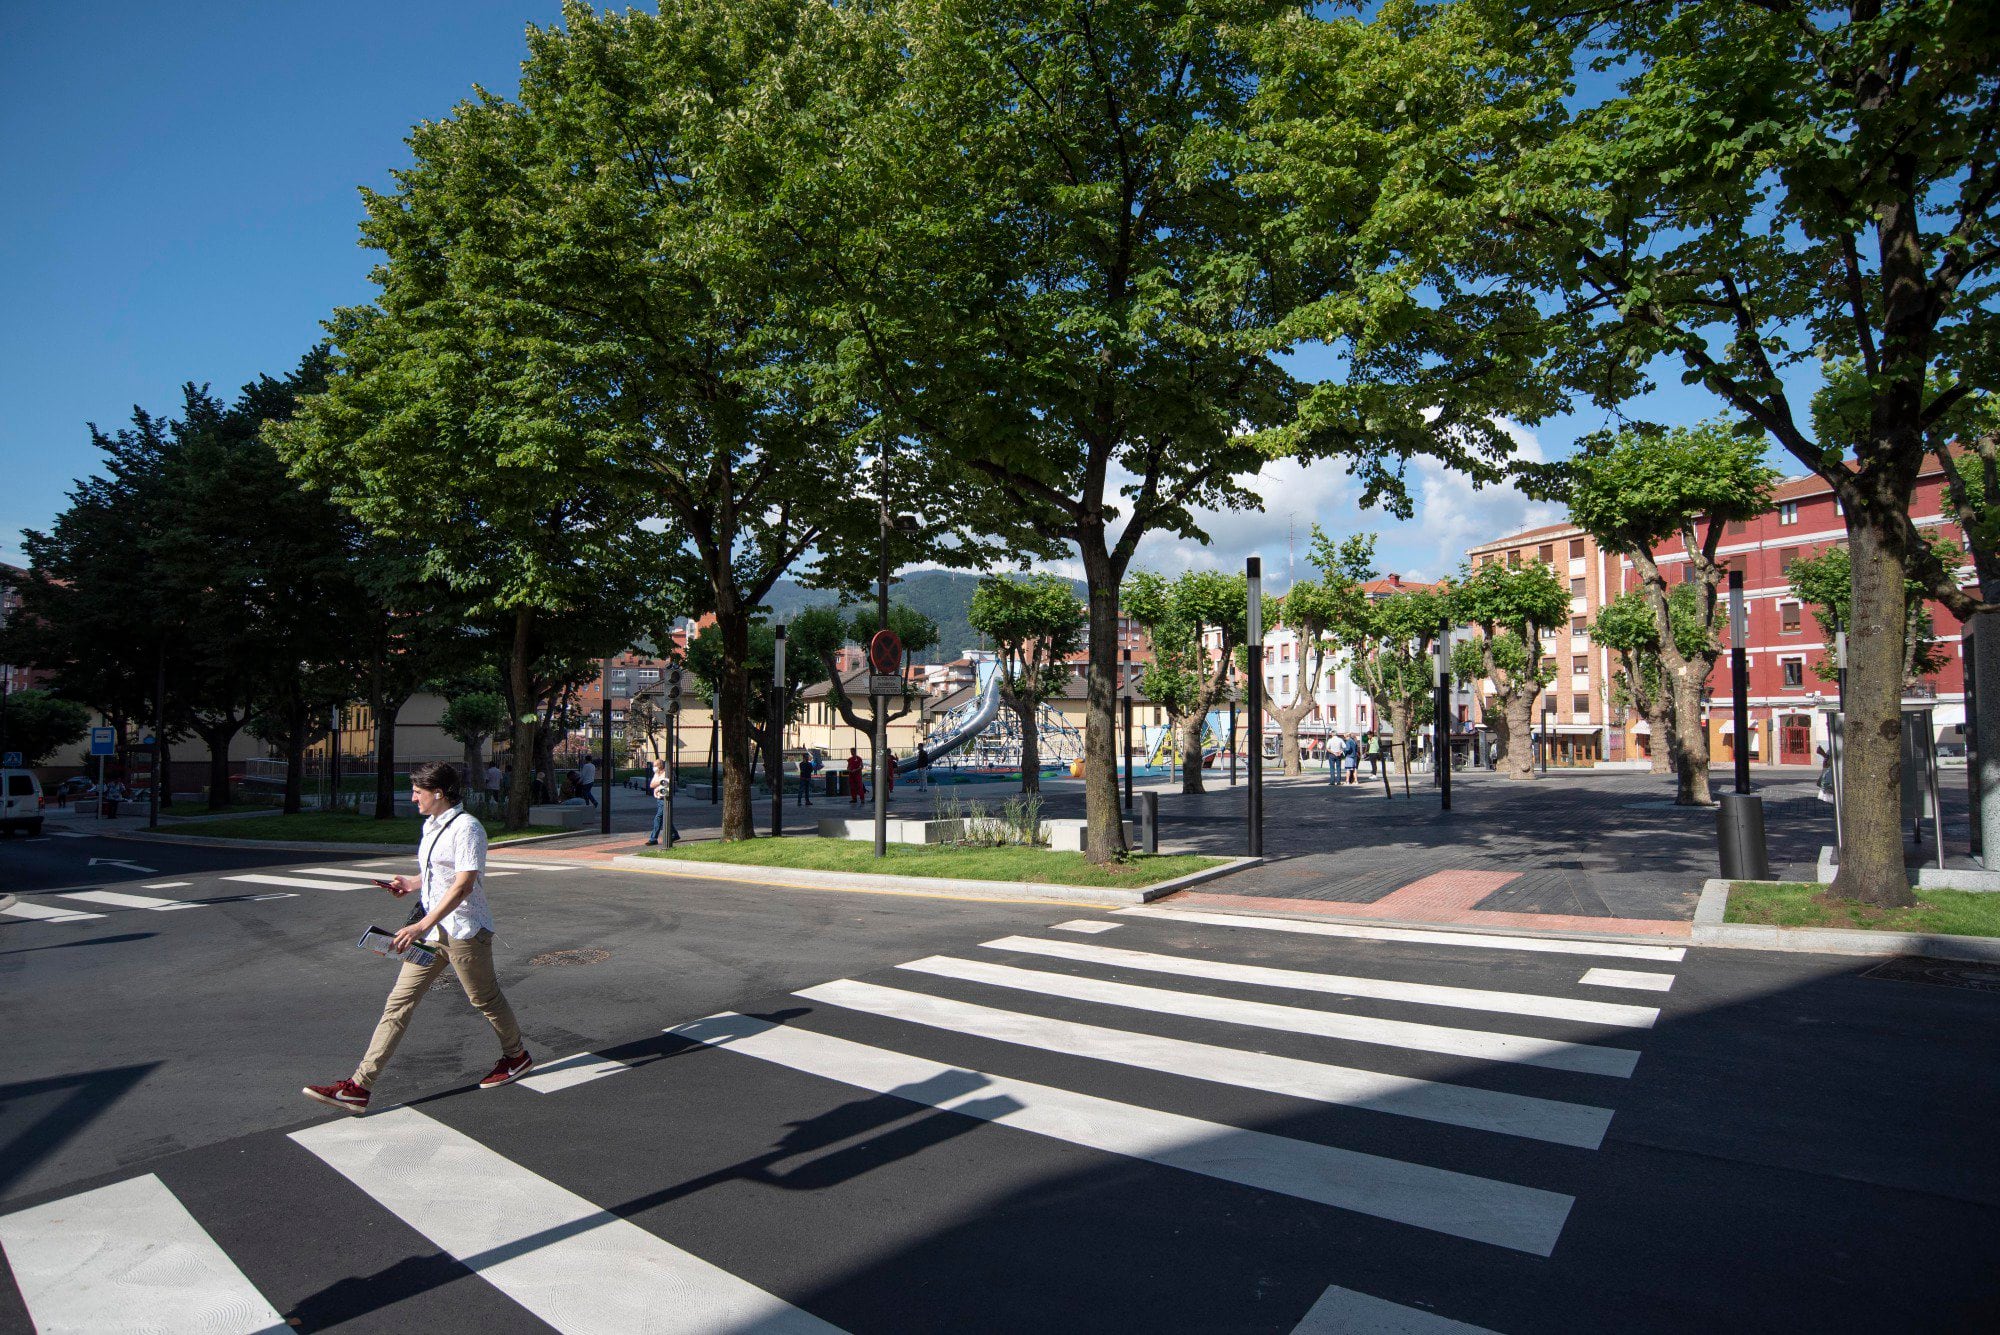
[796, 752, 816, 806]
[577, 756, 598, 807]
[1343, 731, 1361, 785]
[645, 759, 679, 845]
[303, 761, 533, 1115]
[1327, 733, 1344, 786]
[846, 748, 865, 805]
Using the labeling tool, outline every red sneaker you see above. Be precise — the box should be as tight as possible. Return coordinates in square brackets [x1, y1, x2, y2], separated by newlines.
[302, 1079, 370, 1115]
[479, 1050, 534, 1089]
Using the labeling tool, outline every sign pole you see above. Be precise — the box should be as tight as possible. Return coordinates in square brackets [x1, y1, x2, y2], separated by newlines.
[1246, 557, 1264, 858]
[772, 625, 786, 838]
[1436, 623, 1452, 812]
[600, 656, 613, 835]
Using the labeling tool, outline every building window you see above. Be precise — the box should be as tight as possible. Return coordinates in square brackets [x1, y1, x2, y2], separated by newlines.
[1779, 548, 1798, 572]
[1571, 616, 1587, 640]
[1780, 602, 1802, 634]
[1538, 543, 1554, 563]
[1572, 694, 1589, 716]
[1570, 576, 1586, 596]
[1508, 549, 1521, 567]
[1781, 658, 1805, 688]
[1572, 654, 1588, 676]
[1569, 538, 1584, 559]
[1541, 624, 1558, 641]
[1779, 501, 1798, 526]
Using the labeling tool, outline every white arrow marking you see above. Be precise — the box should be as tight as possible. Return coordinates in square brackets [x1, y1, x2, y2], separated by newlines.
[86, 858, 159, 874]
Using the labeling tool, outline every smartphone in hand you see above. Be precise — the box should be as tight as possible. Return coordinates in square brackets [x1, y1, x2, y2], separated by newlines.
[372, 878, 409, 895]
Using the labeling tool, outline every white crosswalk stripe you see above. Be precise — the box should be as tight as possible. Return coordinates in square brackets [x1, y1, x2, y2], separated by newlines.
[901, 955, 1643, 1077]
[982, 935, 1662, 1028]
[220, 873, 370, 892]
[1117, 905, 1688, 962]
[59, 889, 206, 912]
[1579, 967, 1677, 992]
[798, 978, 1615, 1148]
[671, 1012, 1576, 1255]
[0, 899, 106, 923]
[485, 859, 586, 871]
[293, 1107, 842, 1334]
[0, 1174, 287, 1334]
[514, 1051, 633, 1094]
[1292, 1283, 1498, 1334]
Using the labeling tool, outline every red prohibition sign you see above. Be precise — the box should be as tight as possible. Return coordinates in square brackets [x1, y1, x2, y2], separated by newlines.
[868, 630, 904, 675]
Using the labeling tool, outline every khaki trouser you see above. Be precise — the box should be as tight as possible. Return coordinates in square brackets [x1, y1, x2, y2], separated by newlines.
[353, 929, 522, 1089]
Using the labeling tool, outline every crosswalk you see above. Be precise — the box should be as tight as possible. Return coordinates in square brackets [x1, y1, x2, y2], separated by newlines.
[0, 904, 1685, 1332]
[0, 860, 591, 926]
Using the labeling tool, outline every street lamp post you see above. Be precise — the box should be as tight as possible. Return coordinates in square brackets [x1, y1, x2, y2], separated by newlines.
[1435, 622, 1452, 813]
[600, 656, 613, 835]
[772, 624, 786, 838]
[1246, 557, 1264, 858]
[1122, 648, 1134, 812]
[1729, 569, 1752, 794]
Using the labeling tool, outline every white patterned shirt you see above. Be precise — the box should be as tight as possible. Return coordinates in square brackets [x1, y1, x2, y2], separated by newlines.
[417, 804, 494, 940]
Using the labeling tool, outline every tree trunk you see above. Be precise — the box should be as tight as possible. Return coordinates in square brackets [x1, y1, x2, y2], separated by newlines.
[1645, 694, 1674, 774]
[1388, 701, 1414, 785]
[1669, 670, 1714, 806]
[1272, 696, 1310, 777]
[505, 607, 536, 830]
[157, 729, 173, 809]
[1003, 692, 1042, 794]
[714, 606, 755, 840]
[195, 717, 243, 810]
[1080, 537, 1127, 862]
[1500, 690, 1536, 778]
[1832, 514, 1919, 906]
[462, 735, 483, 795]
[1179, 712, 1208, 795]
[373, 694, 406, 820]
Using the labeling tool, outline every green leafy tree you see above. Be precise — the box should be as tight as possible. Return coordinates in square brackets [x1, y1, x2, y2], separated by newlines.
[1567, 422, 1780, 805]
[686, 621, 832, 794]
[1787, 543, 1948, 691]
[1, 691, 91, 767]
[968, 574, 1087, 793]
[1424, 0, 2000, 899]
[1347, 586, 1452, 785]
[1591, 587, 1710, 778]
[1449, 561, 1570, 778]
[439, 691, 509, 796]
[803, 0, 1333, 859]
[1123, 570, 1248, 796]
[789, 603, 942, 756]
[1270, 529, 1374, 776]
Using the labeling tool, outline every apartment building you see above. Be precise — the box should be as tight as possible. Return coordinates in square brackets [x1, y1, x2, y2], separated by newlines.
[1464, 524, 1616, 764]
[1626, 461, 1973, 765]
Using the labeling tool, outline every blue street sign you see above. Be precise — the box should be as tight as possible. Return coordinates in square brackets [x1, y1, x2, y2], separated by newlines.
[1, 752, 20, 768]
[89, 727, 116, 757]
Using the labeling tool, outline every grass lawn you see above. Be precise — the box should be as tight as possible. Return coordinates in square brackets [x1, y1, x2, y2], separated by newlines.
[1727, 882, 2000, 938]
[642, 838, 1224, 888]
[170, 811, 564, 844]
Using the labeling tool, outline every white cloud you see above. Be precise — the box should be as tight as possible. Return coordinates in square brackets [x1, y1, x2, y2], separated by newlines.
[1015, 423, 1563, 591]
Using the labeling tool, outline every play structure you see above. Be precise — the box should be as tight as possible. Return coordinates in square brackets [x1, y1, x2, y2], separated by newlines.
[903, 662, 1094, 779]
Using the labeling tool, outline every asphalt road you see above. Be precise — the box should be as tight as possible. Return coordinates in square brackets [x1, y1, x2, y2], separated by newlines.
[3, 832, 1997, 1331]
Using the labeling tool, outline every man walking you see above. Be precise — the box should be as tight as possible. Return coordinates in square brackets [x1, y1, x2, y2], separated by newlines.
[577, 755, 598, 806]
[303, 761, 533, 1115]
[644, 758, 679, 846]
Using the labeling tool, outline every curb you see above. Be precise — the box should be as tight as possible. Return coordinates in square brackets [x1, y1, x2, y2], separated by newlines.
[110, 828, 581, 854]
[1816, 844, 2000, 892]
[1692, 878, 2000, 962]
[607, 853, 1262, 908]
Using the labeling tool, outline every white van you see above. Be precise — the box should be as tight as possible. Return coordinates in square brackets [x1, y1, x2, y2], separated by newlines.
[1, 769, 44, 836]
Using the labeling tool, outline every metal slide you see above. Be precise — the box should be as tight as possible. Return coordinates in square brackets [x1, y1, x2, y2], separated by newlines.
[900, 669, 1004, 773]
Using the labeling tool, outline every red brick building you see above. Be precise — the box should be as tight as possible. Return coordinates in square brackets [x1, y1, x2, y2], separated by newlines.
[1619, 461, 1973, 765]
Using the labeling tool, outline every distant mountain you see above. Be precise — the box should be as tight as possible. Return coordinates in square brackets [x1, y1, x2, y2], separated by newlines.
[758, 568, 1086, 663]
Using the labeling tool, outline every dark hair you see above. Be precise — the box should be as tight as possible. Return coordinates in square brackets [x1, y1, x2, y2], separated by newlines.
[409, 761, 462, 802]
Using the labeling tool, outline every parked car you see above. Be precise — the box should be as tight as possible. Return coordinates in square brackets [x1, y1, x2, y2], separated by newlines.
[1, 768, 45, 836]
[1938, 740, 1968, 769]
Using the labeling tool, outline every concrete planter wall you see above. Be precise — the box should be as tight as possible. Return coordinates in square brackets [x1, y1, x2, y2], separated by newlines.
[1042, 819, 1136, 852]
[817, 817, 966, 845]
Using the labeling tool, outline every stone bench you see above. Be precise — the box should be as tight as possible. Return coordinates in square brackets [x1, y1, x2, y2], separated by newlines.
[1041, 818, 1136, 852]
[817, 816, 965, 845]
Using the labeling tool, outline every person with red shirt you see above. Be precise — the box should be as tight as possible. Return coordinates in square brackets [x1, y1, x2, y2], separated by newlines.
[845, 748, 865, 805]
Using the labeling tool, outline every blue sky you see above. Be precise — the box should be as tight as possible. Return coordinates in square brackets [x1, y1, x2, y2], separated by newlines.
[1, 1, 1776, 586]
